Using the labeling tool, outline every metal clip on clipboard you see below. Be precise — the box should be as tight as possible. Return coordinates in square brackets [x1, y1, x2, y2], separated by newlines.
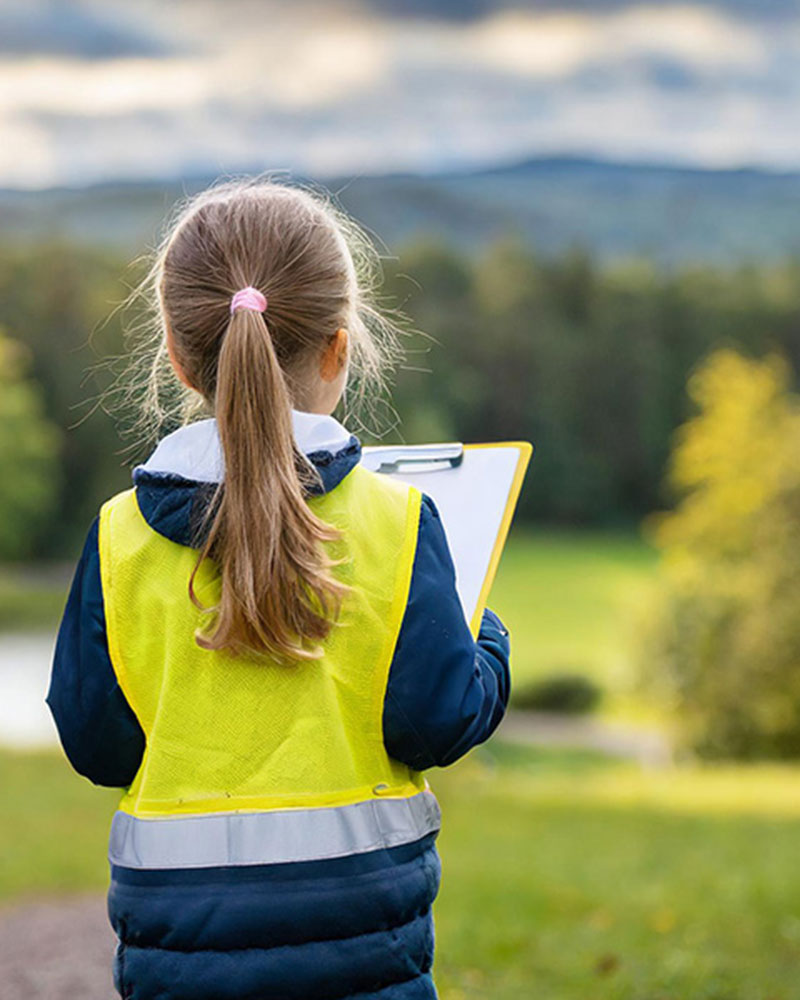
[364, 443, 464, 475]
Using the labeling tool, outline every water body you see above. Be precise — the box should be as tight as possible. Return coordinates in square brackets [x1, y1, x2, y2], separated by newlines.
[0, 633, 59, 748]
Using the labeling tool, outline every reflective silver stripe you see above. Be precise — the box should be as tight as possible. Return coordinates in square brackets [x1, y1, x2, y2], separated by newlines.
[109, 790, 441, 870]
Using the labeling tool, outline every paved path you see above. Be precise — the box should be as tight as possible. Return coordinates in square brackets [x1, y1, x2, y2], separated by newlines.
[500, 709, 673, 767]
[0, 895, 116, 1000]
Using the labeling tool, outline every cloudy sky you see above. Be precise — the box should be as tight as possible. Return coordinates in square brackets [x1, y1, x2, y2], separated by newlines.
[1, 0, 800, 189]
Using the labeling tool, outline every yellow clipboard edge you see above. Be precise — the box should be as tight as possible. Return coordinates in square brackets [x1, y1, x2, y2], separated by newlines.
[465, 441, 533, 637]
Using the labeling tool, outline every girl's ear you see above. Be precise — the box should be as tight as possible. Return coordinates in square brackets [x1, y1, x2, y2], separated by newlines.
[320, 328, 349, 383]
[165, 324, 196, 390]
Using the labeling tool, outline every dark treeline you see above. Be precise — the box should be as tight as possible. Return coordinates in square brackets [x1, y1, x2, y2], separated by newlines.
[2, 237, 800, 558]
[383, 238, 800, 523]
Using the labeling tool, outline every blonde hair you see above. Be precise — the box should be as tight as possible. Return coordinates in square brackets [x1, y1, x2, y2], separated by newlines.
[123, 176, 405, 661]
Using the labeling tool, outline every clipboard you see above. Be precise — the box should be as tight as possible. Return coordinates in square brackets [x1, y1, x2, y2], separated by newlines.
[361, 441, 533, 636]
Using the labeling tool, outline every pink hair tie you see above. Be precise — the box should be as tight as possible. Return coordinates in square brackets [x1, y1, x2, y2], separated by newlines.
[230, 286, 267, 314]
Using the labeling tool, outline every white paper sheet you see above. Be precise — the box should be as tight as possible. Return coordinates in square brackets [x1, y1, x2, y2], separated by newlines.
[361, 443, 530, 629]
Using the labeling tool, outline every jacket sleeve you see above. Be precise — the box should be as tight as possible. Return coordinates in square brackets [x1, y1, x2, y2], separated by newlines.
[46, 516, 146, 787]
[382, 493, 511, 770]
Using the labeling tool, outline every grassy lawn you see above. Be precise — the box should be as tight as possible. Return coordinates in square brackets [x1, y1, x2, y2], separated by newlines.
[1, 528, 662, 724]
[0, 565, 69, 632]
[1, 527, 659, 653]
[432, 746, 800, 999]
[0, 747, 118, 900]
[488, 527, 659, 719]
[4, 744, 800, 999]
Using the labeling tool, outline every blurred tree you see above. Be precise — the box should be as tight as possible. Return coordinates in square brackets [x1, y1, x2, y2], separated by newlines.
[640, 349, 800, 758]
[0, 330, 59, 560]
[380, 237, 475, 443]
[6, 236, 800, 556]
[0, 241, 134, 555]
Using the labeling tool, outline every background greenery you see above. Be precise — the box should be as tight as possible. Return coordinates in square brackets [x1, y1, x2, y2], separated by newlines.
[5, 238, 800, 556]
[5, 227, 800, 994]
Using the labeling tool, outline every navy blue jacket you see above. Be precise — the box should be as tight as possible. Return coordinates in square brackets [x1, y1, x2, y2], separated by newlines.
[48, 428, 511, 1000]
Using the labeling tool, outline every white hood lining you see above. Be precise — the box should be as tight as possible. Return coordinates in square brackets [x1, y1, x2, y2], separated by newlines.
[134, 411, 353, 485]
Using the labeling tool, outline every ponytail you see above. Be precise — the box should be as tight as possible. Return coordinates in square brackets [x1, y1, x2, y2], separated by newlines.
[147, 179, 403, 660]
[188, 305, 349, 661]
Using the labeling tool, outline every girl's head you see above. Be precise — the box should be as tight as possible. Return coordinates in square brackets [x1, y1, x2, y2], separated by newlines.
[135, 177, 404, 661]
[159, 180, 377, 418]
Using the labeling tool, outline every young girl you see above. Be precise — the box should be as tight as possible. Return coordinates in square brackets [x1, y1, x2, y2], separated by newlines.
[47, 178, 511, 1000]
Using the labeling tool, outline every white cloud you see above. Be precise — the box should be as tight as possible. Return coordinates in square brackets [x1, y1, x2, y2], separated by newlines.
[1, 0, 800, 188]
[0, 58, 208, 116]
[459, 4, 772, 81]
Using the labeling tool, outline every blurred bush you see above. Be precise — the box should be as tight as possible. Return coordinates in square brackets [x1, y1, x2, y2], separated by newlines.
[511, 672, 602, 714]
[0, 330, 59, 559]
[639, 349, 800, 758]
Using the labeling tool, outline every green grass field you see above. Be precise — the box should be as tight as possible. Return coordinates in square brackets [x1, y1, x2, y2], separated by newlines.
[3, 530, 799, 997]
[433, 745, 800, 999]
[0, 526, 660, 692]
[3, 745, 800, 999]
[0, 527, 661, 726]
[488, 527, 659, 718]
[0, 564, 68, 631]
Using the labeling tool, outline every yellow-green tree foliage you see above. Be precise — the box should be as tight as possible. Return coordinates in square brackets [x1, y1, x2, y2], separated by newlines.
[643, 348, 800, 758]
[0, 331, 59, 559]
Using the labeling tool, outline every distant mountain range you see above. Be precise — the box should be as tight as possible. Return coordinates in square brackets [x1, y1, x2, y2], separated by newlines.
[2, 155, 800, 266]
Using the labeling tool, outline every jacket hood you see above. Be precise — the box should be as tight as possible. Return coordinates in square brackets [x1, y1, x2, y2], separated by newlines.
[132, 411, 361, 547]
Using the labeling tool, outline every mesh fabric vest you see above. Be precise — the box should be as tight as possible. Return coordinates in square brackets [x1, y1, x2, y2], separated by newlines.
[98, 464, 427, 822]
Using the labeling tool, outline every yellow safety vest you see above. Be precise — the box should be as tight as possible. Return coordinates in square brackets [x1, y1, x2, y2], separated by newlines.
[98, 464, 440, 870]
